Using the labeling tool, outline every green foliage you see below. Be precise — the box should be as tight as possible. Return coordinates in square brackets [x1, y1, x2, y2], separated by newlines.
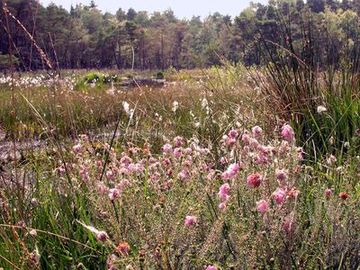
[74, 72, 119, 90]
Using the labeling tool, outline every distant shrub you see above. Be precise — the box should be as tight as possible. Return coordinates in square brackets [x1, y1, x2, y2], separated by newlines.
[155, 71, 165, 80]
[75, 72, 119, 90]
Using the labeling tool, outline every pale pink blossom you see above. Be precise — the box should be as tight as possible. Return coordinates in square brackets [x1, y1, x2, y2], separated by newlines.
[173, 148, 182, 158]
[283, 216, 295, 234]
[220, 156, 228, 165]
[205, 265, 218, 270]
[324, 188, 333, 198]
[173, 136, 184, 147]
[276, 169, 288, 185]
[218, 203, 227, 211]
[106, 170, 115, 180]
[162, 143, 173, 154]
[108, 188, 121, 201]
[326, 155, 337, 166]
[281, 124, 295, 143]
[97, 183, 109, 195]
[72, 143, 82, 153]
[96, 231, 109, 242]
[241, 132, 251, 145]
[273, 188, 287, 205]
[120, 155, 132, 166]
[178, 169, 191, 181]
[184, 215, 197, 227]
[252, 126, 263, 138]
[228, 129, 239, 139]
[218, 183, 231, 202]
[221, 163, 240, 180]
[247, 173, 262, 188]
[256, 200, 269, 214]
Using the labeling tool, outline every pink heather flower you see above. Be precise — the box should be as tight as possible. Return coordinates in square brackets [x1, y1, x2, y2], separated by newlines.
[80, 167, 89, 182]
[108, 188, 121, 201]
[120, 155, 132, 166]
[281, 124, 295, 143]
[297, 147, 305, 160]
[226, 137, 237, 146]
[221, 163, 240, 180]
[339, 192, 350, 200]
[173, 136, 184, 147]
[278, 141, 290, 156]
[96, 160, 103, 169]
[218, 202, 227, 211]
[257, 145, 272, 155]
[287, 188, 300, 199]
[283, 216, 295, 234]
[220, 156, 228, 165]
[57, 165, 66, 174]
[128, 163, 144, 173]
[205, 265, 218, 270]
[252, 126, 263, 138]
[72, 143, 82, 153]
[256, 200, 269, 214]
[184, 147, 193, 155]
[276, 169, 288, 185]
[116, 179, 130, 192]
[247, 173, 262, 188]
[326, 155, 337, 166]
[273, 188, 287, 205]
[162, 143, 173, 154]
[218, 183, 231, 202]
[249, 138, 259, 149]
[228, 129, 239, 139]
[206, 170, 216, 181]
[178, 169, 191, 181]
[162, 158, 172, 167]
[96, 231, 109, 242]
[324, 188, 333, 198]
[184, 215, 197, 227]
[241, 133, 251, 145]
[106, 170, 114, 180]
[173, 148, 182, 158]
[183, 158, 193, 167]
[97, 183, 109, 195]
[255, 154, 269, 165]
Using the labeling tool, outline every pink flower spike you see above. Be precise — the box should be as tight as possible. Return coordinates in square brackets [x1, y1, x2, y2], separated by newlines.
[205, 265, 218, 270]
[247, 173, 262, 188]
[276, 169, 288, 185]
[228, 129, 239, 139]
[108, 188, 121, 201]
[241, 133, 251, 145]
[184, 215, 197, 227]
[256, 200, 269, 214]
[218, 203, 227, 211]
[96, 231, 109, 242]
[221, 163, 240, 180]
[218, 183, 231, 202]
[273, 188, 287, 205]
[324, 188, 333, 199]
[281, 124, 295, 143]
[252, 126, 263, 138]
[162, 143, 173, 154]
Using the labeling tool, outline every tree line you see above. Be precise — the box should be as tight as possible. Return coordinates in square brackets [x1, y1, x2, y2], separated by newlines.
[0, 0, 360, 71]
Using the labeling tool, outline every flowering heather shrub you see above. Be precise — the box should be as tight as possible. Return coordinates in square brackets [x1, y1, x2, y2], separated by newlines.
[57, 124, 307, 269]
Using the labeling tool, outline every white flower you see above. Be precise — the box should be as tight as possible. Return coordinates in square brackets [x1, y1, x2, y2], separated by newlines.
[172, 101, 179, 112]
[317, 105, 327, 114]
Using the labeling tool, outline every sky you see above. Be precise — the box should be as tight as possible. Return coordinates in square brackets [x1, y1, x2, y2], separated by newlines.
[40, 0, 268, 19]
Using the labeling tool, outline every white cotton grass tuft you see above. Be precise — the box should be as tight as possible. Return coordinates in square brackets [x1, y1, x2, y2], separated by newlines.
[316, 105, 327, 114]
[122, 101, 134, 120]
[172, 101, 179, 112]
[77, 220, 109, 242]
